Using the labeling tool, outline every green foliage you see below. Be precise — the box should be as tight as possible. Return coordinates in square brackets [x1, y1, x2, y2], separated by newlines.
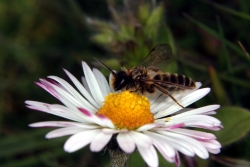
[88, 1, 175, 67]
[1, 0, 250, 167]
[214, 106, 250, 146]
[209, 66, 230, 105]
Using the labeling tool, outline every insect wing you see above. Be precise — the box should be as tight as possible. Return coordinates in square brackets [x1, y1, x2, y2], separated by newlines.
[141, 78, 194, 90]
[138, 44, 173, 69]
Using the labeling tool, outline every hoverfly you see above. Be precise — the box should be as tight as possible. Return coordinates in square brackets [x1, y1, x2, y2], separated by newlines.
[94, 44, 196, 108]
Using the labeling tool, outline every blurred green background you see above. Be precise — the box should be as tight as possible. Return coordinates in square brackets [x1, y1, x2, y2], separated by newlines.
[1, 0, 250, 167]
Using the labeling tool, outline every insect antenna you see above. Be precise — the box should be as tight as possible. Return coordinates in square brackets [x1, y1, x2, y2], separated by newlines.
[93, 57, 117, 77]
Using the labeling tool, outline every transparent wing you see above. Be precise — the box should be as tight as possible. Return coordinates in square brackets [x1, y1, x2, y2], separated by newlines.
[138, 44, 173, 69]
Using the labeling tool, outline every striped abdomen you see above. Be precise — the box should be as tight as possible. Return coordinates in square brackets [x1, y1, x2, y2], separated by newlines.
[153, 72, 196, 91]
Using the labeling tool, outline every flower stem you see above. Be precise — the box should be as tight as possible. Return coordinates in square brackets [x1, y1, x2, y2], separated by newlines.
[107, 136, 130, 167]
[108, 148, 130, 167]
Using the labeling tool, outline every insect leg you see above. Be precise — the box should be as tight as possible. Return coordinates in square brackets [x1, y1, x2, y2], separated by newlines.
[130, 85, 141, 92]
[154, 84, 184, 108]
[126, 81, 143, 93]
[126, 82, 132, 90]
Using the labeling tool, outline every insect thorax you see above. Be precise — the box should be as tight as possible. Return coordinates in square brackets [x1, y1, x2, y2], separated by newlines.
[130, 67, 148, 80]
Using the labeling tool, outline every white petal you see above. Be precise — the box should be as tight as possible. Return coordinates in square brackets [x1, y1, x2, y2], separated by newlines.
[81, 76, 91, 94]
[155, 88, 210, 118]
[96, 114, 115, 129]
[46, 127, 84, 139]
[128, 131, 152, 148]
[63, 69, 99, 108]
[199, 140, 221, 149]
[39, 79, 97, 113]
[47, 104, 91, 121]
[207, 148, 220, 154]
[37, 79, 73, 108]
[170, 115, 222, 129]
[82, 62, 104, 106]
[64, 129, 101, 152]
[48, 75, 97, 111]
[171, 105, 220, 119]
[78, 108, 111, 127]
[154, 142, 175, 163]
[150, 94, 166, 112]
[175, 151, 181, 167]
[90, 131, 113, 152]
[164, 116, 222, 130]
[204, 111, 217, 115]
[102, 128, 120, 134]
[137, 145, 158, 167]
[117, 132, 136, 153]
[35, 81, 58, 99]
[145, 90, 161, 105]
[144, 132, 195, 156]
[151, 82, 202, 113]
[47, 81, 85, 107]
[93, 68, 111, 97]
[169, 128, 216, 140]
[144, 131, 175, 162]
[29, 121, 98, 128]
[150, 130, 197, 155]
[158, 131, 209, 159]
[136, 123, 159, 131]
[26, 101, 90, 123]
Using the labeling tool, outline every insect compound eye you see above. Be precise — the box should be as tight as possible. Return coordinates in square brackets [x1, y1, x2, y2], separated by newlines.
[120, 79, 125, 85]
[117, 77, 127, 90]
[113, 71, 129, 91]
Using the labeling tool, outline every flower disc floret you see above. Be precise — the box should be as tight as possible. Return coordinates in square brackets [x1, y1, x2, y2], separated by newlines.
[97, 91, 154, 130]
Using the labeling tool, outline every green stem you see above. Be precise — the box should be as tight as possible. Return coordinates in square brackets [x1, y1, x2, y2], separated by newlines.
[107, 136, 130, 167]
[108, 148, 130, 167]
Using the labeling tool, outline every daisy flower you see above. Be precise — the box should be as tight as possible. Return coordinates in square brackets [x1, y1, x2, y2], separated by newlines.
[26, 61, 222, 167]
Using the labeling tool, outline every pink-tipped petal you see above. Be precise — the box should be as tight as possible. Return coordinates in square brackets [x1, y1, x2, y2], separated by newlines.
[63, 69, 99, 108]
[170, 128, 216, 141]
[147, 131, 194, 157]
[46, 127, 84, 139]
[199, 140, 221, 149]
[29, 121, 91, 128]
[144, 131, 175, 162]
[48, 75, 97, 111]
[77, 108, 109, 127]
[175, 151, 181, 167]
[97, 114, 115, 128]
[26, 101, 90, 123]
[159, 131, 209, 159]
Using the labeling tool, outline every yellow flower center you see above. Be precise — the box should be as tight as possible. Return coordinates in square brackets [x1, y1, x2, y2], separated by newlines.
[97, 91, 154, 130]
